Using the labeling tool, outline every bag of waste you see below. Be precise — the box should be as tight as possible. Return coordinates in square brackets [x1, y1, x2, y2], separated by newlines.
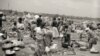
[80, 46, 87, 51]
[90, 45, 99, 54]
[45, 46, 50, 52]
[13, 47, 20, 51]
[5, 49, 15, 55]
[50, 44, 57, 52]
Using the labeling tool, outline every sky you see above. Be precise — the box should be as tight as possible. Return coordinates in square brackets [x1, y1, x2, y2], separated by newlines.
[0, 0, 99, 18]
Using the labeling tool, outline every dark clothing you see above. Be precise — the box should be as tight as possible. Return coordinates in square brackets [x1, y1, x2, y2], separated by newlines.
[89, 37, 97, 48]
[57, 21, 63, 27]
[63, 32, 70, 43]
[62, 32, 71, 48]
[37, 18, 42, 27]
[0, 17, 2, 28]
[0, 14, 3, 28]
[52, 20, 58, 27]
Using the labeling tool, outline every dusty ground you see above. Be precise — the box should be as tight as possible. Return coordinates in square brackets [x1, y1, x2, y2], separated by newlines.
[0, 16, 100, 56]
[7, 32, 100, 56]
[15, 32, 100, 56]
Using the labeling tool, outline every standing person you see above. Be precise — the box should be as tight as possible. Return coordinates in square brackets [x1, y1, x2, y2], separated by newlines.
[0, 12, 3, 30]
[61, 25, 76, 55]
[17, 17, 25, 30]
[35, 30, 45, 56]
[52, 17, 58, 27]
[57, 17, 63, 32]
[34, 23, 47, 56]
[51, 17, 59, 38]
[61, 25, 70, 48]
[41, 22, 53, 47]
[17, 17, 25, 41]
[36, 15, 42, 27]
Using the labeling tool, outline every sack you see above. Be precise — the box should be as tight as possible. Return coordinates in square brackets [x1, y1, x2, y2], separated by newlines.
[50, 44, 57, 52]
[13, 47, 20, 51]
[50, 44, 57, 50]
[5, 50, 15, 55]
[45, 46, 50, 52]
[59, 33, 63, 38]
[80, 46, 87, 51]
[90, 45, 99, 53]
[77, 41, 87, 47]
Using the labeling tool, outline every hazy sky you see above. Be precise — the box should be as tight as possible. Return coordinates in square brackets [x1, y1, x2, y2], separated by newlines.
[0, 0, 99, 18]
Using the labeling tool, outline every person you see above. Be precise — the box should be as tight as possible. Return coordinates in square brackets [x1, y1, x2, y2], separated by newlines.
[12, 21, 17, 31]
[17, 17, 24, 41]
[57, 17, 63, 33]
[52, 17, 58, 27]
[61, 25, 71, 48]
[0, 12, 3, 30]
[35, 30, 45, 56]
[17, 17, 25, 30]
[51, 17, 59, 38]
[36, 15, 42, 27]
[61, 25, 76, 55]
[0, 29, 7, 40]
[86, 27, 98, 49]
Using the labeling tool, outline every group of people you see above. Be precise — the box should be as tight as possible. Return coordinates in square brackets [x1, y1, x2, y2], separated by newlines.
[0, 12, 100, 56]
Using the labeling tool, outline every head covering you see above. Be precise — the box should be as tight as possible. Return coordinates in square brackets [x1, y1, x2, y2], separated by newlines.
[85, 28, 90, 31]
[0, 11, 3, 14]
[34, 15, 39, 19]
[18, 17, 23, 23]
[26, 13, 31, 18]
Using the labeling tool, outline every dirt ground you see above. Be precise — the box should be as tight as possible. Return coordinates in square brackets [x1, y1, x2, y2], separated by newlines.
[1, 32, 98, 56]
[16, 33, 100, 56]
[0, 17, 100, 56]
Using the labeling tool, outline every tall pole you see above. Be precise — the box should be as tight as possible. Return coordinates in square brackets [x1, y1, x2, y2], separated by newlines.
[8, 1, 10, 10]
